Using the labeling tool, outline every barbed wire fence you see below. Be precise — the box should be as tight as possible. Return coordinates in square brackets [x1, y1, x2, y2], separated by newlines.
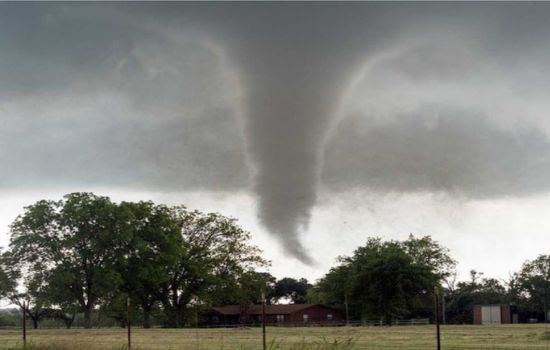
[0, 298, 436, 350]
[1, 292, 550, 350]
[0, 319, 438, 350]
[3, 319, 550, 350]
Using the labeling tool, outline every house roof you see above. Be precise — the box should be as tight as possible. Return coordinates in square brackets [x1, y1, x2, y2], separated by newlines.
[211, 304, 333, 315]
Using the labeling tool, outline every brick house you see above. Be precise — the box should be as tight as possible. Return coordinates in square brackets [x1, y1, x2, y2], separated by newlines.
[208, 304, 345, 326]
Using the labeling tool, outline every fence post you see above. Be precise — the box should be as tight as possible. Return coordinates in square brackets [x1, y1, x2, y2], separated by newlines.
[441, 291, 446, 325]
[344, 295, 350, 326]
[434, 287, 441, 350]
[22, 301, 27, 347]
[262, 292, 266, 350]
[127, 297, 131, 350]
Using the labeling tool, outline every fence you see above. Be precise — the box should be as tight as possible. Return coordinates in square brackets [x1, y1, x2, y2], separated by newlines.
[0, 306, 431, 350]
[3, 322, 550, 350]
[0, 322, 431, 350]
[344, 319, 430, 326]
[2, 299, 550, 350]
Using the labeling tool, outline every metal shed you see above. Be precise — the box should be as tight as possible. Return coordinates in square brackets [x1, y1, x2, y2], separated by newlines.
[473, 304, 515, 325]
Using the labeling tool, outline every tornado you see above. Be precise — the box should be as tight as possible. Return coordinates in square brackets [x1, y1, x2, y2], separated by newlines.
[142, 2, 408, 263]
[240, 64, 345, 265]
[209, 3, 386, 264]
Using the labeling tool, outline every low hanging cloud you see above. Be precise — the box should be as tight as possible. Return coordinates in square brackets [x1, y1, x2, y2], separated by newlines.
[322, 108, 550, 198]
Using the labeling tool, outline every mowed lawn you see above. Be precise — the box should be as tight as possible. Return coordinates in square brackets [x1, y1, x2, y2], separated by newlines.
[0, 325, 549, 350]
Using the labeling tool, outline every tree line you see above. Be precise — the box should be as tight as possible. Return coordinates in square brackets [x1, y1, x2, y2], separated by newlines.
[0, 193, 549, 328]
[307, 238, 550, 324]
[0, 193, 269, 328]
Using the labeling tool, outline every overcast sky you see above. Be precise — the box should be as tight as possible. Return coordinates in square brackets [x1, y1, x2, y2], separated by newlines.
[2, 2, 550, 283]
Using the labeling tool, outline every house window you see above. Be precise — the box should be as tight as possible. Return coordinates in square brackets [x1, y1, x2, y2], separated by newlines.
[276, 315, 285, 323]
[327, 314, 333, 321]
[303, 314, 309, 322]
[212, 315, 219, 322]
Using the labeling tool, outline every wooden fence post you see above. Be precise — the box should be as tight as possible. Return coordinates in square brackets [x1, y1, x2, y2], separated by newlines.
[22, 301, 27, 347]
[434, 287, 441, 350]
[262, 292, 266, 350]
[127, 297, 131, 350]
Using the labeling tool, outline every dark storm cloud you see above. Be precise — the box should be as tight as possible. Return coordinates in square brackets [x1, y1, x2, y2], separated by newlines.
[0, 104, 248, 190]
[3, 2, 550, 262]
[0, 3, 248, 191]
[322, 107, 550, 198]
[321, 4, 550, 199]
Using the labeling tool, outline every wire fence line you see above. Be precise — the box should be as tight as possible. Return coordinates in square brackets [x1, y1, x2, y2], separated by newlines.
[0, 296, 546, 350]
[0, 321, 428, 350]
[2, 322, 550, 350]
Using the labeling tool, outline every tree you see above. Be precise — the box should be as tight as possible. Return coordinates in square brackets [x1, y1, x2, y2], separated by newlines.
[42, 307, 78, 329]
[209, 271, 276, 306]
[159, 208, 267, 327]
[8, 193, 128, 328]
[310, 236, 454, 324]
[445, 270, 508, 324]
[13, 273, 49, 329]
[113, 201, 183, 328]
[273, 278, 311, 304]
[350, 239, 436, 324]
[402, 234, 456, 280]
[515, 255, 550, 322]
[307, 264, 352, 310]
[2, 250, 51, 329]
[5, 193, 269, 328]
[0, 251, 16, 300]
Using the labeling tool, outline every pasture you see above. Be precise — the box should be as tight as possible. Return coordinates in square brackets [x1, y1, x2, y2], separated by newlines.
[0, 325, 549, 350]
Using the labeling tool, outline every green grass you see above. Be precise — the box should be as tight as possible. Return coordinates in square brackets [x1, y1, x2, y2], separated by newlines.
[1, 325, 550, 350]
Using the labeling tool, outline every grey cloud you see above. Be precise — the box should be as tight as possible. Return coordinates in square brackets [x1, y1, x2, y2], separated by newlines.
[0, 5, 134, 97]
[4, 2, 550, 263]
[0, 4, 248, 191]
[0, 102, 248, 191]
[322, 107, 550, 198]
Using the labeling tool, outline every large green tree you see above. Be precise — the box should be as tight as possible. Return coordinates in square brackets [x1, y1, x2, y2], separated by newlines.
[311, 236, 454, 324]
[307, 264, 351, 309]
[7, 193, 266, 328]
[1, 250, 47, 328]
[401, 235, 455, 281]
[273, 277, 311, 304]
[8, 193, 129, 328]
[113, 201, 183, 328]
[159, 208, 267, 327]
[514, 255, 550, 321]
[209, 271, 276, 306]
[3, 240, 79, 329]
[349, 239, 435, 324]
[445, 270, 509, 324]
[0, 252, 16, 300]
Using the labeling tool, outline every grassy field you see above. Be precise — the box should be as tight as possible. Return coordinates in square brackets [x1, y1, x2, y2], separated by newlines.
[0, 325, 550, 350]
